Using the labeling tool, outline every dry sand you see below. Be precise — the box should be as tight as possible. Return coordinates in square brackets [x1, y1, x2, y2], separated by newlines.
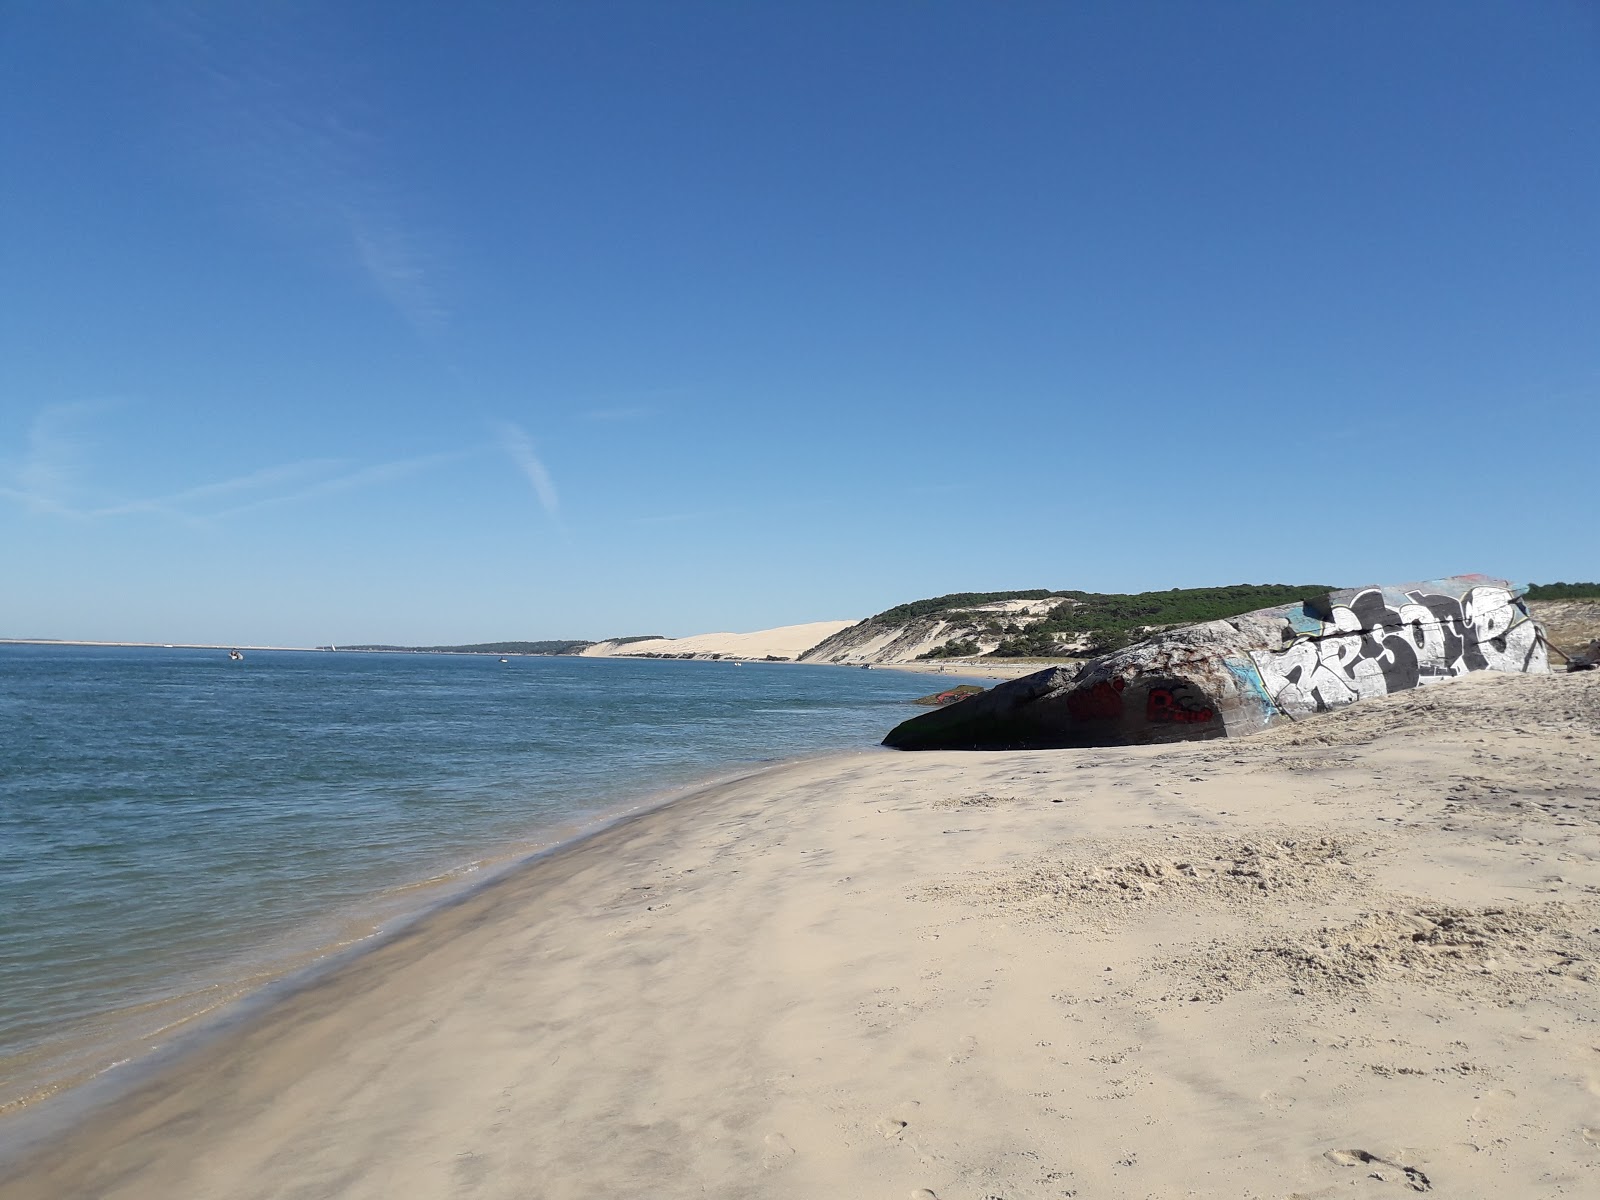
[889, 659, 1083, 682]
[582, 620, 859, 661]
[1527, 600, 1600, 659]
[4, 671, 1598, 1199]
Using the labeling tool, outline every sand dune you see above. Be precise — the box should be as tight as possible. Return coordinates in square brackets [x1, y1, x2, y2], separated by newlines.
[581, 620, 857, 661]
[4, 670, 1597, 1198]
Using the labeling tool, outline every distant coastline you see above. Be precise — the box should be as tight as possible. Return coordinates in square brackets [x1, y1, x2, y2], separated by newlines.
[0, 640, 593, 658]
[0, 639, 323, 653]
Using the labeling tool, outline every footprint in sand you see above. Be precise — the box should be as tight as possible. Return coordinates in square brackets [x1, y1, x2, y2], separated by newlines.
[1324, 1149, 1432, 1192]
[948, 1035, 978, 1064]
[451, 1152, 490, 1189]
[878, 1117, 909, 1138]
[1471, 1087, 1519, 1118]
[878, 1100, 922, 1139]
[762, 1132, 795, 1167]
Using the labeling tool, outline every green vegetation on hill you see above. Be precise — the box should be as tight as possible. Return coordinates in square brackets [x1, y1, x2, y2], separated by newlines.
[1047, 583, 1334, 632]
[867, 590, 1059, 625]
[874, 583, 1337, 660]
[1526, 582, 1600, 601]
[916, 638, 982, 660]
[989, 583, 1334, 657]
[604, 635, 667, 645]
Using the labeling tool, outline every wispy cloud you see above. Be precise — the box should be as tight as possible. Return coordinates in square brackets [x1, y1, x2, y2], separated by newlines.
[157, 6, 447, 332]
[491, 421, 560, 522]
[210, 452, 464, 519]
[349, 216, 446, 332]
[577, 386, 691, 423]
[0, 400, 123, 516]
[95, 458, 345, 518]
[2, 403, 459, 523]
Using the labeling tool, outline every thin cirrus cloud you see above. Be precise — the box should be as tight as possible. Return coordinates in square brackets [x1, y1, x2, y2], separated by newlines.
[1, 403, 458, 523]
[349, 215, 447, 333]
[95, 458, 345, 519]
[577, 385, 690, 424]
[207, 452, 466, 520]
[491, 422, 560, 522]
[0, 399, 126, 517]
[157, 5, 447, 332]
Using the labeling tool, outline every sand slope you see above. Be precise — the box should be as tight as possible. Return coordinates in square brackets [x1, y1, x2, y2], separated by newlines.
[1528, 599, 1600, 658]
[4, 671, 1598, 1198]
[581, 620, 857, 661]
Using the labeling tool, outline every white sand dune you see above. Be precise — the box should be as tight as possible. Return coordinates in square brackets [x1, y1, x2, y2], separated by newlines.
[581, 619, 857, 661]
[4, 670, 1598, 1198]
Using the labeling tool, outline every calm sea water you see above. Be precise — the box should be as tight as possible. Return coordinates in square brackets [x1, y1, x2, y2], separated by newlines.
[0, 645, 959, 1112]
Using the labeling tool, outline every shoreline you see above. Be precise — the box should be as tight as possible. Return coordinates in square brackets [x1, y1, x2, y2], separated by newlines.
[0, 638, 1065, 678]
[0, 748, 883, 1182]
[6, 670, 1595, 1197]
[0, 648, 968, 1126]
[0, 748, 857, 1137]
[876, 657, 1081, 681]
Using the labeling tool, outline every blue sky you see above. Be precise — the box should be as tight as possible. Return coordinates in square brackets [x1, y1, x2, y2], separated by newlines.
[3, 1, 1596, 645]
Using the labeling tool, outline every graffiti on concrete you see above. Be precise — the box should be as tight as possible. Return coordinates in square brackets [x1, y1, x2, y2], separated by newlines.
[883, 576, 1548, 752]
[1146, 682, 1216, 724]
[1248, 582, 1545, 718]
[1066, 676, 1125, 721]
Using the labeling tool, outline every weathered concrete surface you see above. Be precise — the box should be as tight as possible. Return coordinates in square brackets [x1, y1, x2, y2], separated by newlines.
[912, 684, 987, 706]
[884, 576, 1549, 750]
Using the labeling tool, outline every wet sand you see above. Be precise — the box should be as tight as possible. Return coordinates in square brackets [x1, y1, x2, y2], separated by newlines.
[4, 670, 1597, 1199]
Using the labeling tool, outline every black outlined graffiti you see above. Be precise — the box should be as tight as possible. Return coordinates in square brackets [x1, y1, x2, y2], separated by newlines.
[1145, 682, 1216, 725]
[1249, 583, 1544, 717]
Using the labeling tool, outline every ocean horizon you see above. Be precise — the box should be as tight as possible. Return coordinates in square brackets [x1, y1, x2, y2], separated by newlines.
[0, 645, 973, 1118]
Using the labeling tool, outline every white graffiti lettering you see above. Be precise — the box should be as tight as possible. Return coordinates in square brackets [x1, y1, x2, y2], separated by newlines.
[1249, 584, 1547, 718]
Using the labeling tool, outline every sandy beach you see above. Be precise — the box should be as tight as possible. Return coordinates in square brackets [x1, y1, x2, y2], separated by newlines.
[4, 669, 1597, 1199]
[887, 658, 1084, 682]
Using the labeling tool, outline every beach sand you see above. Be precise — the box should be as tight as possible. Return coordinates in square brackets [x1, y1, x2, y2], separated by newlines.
[4, 670, 1597, 1198]
[887, 658, 1083, 682]
[581, 621, 859, 661]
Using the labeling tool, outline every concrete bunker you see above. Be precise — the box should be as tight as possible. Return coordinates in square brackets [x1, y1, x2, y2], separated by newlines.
[883, 576, 1548, 751]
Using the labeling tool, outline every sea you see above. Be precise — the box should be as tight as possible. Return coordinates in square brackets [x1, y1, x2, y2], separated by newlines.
[0, 644, 972, 1118]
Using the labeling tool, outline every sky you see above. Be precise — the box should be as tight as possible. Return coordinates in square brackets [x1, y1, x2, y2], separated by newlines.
[2, 1, 1596, 646]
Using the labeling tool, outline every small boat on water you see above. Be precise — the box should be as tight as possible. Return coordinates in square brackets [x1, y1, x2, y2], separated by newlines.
[499, 658, 509, 663]
[228, 649, 243, 661]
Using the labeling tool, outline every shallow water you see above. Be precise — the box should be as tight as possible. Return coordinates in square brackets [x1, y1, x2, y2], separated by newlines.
[0, 646, 959, 1110]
